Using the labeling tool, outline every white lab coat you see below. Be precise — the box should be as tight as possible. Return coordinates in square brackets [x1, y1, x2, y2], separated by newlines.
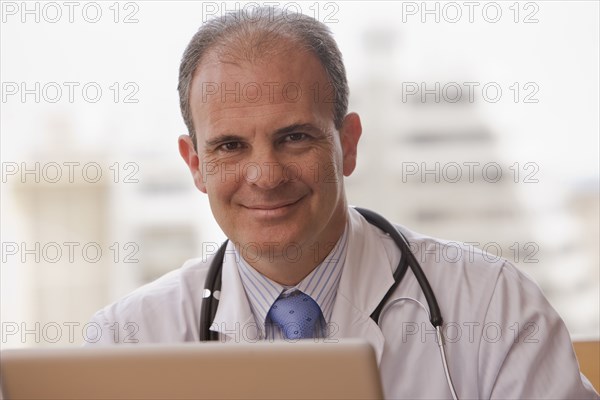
[89, 208, 598, 399]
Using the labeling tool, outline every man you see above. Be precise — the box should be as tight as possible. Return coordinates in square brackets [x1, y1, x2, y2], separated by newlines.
[88, 7, 598, 399]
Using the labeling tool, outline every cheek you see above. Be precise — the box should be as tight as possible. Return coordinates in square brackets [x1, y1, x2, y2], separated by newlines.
[301, 149, 343, 186]
[281, 163, 305, 183]
[205, 174, 235, 204]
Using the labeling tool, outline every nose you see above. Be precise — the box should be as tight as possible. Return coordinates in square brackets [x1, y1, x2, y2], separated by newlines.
[243, 147, 286, 190]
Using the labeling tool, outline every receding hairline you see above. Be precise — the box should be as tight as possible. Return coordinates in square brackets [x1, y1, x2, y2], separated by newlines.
[189, 34, 319, 88]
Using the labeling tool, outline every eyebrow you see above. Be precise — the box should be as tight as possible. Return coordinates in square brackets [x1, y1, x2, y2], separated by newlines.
[204, 123, 324, 148]
[273, 123, 322, 136]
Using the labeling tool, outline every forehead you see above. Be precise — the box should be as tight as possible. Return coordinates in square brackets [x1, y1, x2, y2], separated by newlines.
[188, 45, 334, 138]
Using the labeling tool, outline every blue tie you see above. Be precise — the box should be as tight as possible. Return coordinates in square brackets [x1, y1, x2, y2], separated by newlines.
[267, 291, 322, 339]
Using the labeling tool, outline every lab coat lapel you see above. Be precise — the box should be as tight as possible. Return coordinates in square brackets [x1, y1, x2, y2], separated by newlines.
[210, 242, 258, 342]
[331, 208, 397, 362]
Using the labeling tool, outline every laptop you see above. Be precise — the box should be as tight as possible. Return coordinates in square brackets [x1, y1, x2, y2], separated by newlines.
[0, 339, 383, 399]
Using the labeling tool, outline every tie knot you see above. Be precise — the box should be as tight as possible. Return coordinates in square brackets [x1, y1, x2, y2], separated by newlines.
[267, 291, 323, 339]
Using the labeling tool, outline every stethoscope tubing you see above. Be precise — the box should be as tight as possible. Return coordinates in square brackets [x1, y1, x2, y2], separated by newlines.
[199, 207, 458, 398]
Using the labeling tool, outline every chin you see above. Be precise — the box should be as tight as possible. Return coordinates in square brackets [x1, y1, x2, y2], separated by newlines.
[235, 226, 305, 252]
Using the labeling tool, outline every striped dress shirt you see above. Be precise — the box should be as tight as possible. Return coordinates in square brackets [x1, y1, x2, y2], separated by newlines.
[235, 222, 349, 340]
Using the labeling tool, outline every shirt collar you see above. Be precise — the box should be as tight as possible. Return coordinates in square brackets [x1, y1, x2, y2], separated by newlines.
[235, 221, 350, 338]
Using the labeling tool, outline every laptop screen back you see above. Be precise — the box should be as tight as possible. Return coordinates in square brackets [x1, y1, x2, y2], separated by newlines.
[0, 340, 383, 399]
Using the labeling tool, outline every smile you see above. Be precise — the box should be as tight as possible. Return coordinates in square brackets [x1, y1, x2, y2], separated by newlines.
[242, 196, 305, 218]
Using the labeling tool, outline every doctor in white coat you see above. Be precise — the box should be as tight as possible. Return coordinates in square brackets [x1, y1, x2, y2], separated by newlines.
[88, 6, 599, 399]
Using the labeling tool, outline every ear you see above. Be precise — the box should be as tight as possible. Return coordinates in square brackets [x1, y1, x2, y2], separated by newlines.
[178, 134, 207, 193]
[340, 113, 362, 176]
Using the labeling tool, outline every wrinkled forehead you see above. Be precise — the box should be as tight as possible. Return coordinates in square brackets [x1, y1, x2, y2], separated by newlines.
[190, 43, 334, 136]
[188, 44, 334, 125]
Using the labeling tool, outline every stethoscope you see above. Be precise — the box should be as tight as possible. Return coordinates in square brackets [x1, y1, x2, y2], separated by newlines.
[200, 207, 459, 400]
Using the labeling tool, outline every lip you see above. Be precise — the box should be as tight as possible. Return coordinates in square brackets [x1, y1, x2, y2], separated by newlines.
[242, 196, 304, 217]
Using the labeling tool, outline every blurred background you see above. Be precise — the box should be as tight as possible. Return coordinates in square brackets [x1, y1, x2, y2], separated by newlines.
[1, 1, 598, 347]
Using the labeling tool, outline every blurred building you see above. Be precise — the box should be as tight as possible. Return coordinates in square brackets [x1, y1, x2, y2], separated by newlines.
[4, 119, 207, 347]
[346, 26, 599, 337]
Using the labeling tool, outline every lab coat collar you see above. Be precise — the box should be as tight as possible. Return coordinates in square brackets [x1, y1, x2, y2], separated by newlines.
[210, 242, 259, 343]
[329, 207, 397, 362]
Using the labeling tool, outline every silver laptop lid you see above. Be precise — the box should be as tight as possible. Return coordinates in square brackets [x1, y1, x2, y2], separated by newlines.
[0, 339, 383, 399]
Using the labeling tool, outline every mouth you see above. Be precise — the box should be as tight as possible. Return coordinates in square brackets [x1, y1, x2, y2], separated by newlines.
[242, 196, 305, 217]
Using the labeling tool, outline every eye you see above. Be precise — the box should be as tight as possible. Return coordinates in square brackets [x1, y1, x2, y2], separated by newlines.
[218, 141, 244, 152]
[285, 132, 308, 142]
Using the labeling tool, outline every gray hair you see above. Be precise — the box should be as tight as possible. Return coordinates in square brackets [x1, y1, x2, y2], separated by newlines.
[177, 6, 349, 148]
